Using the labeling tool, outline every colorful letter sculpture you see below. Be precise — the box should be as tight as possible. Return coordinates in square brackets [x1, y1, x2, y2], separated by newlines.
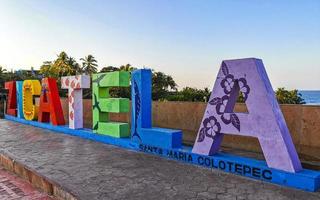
[38, 78, 65, 125]
[3, 58, 320, 192]
[16, 81, 24, 119]
[131, 69, 182, 148]
[61, 75, 90, 129]
[4, 81, 17, 116]
[92, 72, 130, 137]
[23, 80, 41, 120]
[192, 58, 302, 172]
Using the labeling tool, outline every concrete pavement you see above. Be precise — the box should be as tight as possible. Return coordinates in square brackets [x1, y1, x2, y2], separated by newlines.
[0, 119, 319, 200]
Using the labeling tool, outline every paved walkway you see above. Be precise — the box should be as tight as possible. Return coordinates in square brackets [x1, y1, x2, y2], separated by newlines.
[0, 119, 319, 200]
[0, 166, 53, 199]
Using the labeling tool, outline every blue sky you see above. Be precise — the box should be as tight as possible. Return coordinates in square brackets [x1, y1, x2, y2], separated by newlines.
[0, 0, 319, 90]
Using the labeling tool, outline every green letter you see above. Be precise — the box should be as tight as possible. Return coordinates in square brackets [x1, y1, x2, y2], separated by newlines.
[92, 71, 130, 137]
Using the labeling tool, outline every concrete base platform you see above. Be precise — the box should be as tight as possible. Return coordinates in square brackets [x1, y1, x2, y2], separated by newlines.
[5, 115, 320, 192]
[0, 119, 320, 199]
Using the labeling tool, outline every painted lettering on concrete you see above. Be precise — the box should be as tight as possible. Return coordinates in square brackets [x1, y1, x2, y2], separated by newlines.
[61, 75, 90, 129]
[139, 144, 272, 181]
[92, 72, 130, 138]
[192, 58, 302, 173]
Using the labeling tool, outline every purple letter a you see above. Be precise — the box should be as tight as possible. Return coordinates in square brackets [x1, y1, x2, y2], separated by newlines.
[192, 58, 302, 173]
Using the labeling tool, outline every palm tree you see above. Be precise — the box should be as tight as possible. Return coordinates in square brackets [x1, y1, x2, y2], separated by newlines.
[100, 66, 119, 73]
[119, 64, 135, 72]
[80, 55, 98, 75]
[39, 61, 53, 77]
[50, 51, 74, 76]
[0, 66, 7, 75]
[66, 57, 81, 75]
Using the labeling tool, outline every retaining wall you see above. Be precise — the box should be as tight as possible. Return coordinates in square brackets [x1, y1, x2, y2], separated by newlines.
[59, 99, 320, 161]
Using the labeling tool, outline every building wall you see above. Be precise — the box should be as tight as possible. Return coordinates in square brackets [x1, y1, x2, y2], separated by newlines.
[60, 98, 320, 161]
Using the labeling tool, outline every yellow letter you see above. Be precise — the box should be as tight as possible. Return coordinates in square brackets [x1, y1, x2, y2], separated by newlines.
[23, 80, 41, 120]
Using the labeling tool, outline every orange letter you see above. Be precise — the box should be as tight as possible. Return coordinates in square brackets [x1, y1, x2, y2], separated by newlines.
[38, 78, 65, 125]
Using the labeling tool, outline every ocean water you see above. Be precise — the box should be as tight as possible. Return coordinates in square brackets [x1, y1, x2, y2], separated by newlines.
[299, 90, 320, 105]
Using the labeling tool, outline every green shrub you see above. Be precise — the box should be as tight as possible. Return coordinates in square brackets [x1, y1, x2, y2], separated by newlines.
[275, 88, 305, 104]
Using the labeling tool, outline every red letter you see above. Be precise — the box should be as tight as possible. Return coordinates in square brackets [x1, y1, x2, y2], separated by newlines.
[38, 78, 65, 125]
[4, 81, 17, 116]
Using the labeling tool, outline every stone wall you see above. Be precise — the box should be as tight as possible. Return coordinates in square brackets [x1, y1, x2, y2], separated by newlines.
[60, 98, 320, 161]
